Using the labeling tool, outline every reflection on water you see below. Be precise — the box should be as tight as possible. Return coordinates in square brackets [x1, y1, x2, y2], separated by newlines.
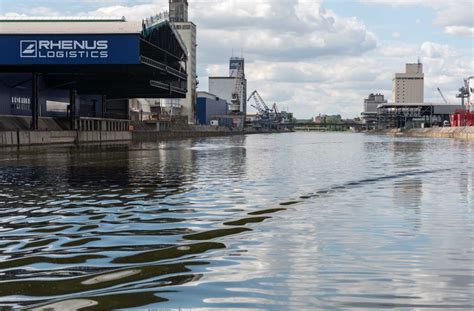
[0, 133, 473, 310]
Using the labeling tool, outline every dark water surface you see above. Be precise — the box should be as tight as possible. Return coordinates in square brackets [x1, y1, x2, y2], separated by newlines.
[0, 132, 473, 310]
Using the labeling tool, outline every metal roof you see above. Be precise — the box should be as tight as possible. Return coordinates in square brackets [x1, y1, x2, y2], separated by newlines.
[0, 16, 126, 22]
[0, 19, 142, 34]
[378, 102, 458, 108]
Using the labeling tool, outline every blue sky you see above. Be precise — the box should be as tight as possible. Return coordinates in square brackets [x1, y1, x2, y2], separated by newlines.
[1, 0, 473, 118]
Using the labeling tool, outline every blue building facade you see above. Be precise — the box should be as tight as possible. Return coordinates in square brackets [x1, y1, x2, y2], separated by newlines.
[0, 73, 106, 118]
[196, 92, 229, 126]
[0, 18, 188, 129]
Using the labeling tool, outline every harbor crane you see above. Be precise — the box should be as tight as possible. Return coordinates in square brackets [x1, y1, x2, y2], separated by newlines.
[247, 90, 288, 128]
[247, 90, 271, 126]
[247, 90, 270, 114]
[230, 63, 244, 113]
[437, 87, 450, 105]
[456, 77, 472, 107]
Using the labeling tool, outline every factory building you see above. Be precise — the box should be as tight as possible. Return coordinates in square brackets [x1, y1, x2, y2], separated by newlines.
[361, 93, 387, 129]
[169, 0, 197, 124]
[209, 57, 247, 116]
[392, 62, 424, 103]
[196, 91, 229, 126]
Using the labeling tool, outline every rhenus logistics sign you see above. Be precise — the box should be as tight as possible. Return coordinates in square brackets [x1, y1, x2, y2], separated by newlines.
[20, 40, 109, 59]
[0, 34, 140, 65]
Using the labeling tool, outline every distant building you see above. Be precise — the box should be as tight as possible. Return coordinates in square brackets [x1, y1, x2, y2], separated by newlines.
[196, 91, 229, 126]
[129, 99, 151, 121]
[364, 93, 387, 113]
[361, 93, 387, 129]
[209, 56, 247, 116]
[313, 114, 342, 124]
[392, 62, 424, 103]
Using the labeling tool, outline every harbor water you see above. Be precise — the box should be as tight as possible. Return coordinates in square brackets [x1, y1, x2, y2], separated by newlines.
[0, 132, 473, 310]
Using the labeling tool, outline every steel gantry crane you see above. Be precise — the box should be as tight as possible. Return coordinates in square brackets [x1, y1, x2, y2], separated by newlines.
[230, 63, 244, 113]
[247, 90, 284, 128]
[437, 87, 449, 104]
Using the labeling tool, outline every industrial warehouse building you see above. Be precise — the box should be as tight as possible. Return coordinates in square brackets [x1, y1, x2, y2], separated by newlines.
[377, 102, 463, 128]
[0, 16, 187, 131]
[196, 91, 229, 126]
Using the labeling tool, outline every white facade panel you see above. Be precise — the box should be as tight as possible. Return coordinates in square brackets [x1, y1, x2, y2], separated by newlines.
[209, 77, 247, 113]
[209, 78, 234, 103]
[174, 22, 197, 124]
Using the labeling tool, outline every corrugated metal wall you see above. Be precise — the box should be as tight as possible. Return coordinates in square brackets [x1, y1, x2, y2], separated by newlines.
[196, 96, 228, 125]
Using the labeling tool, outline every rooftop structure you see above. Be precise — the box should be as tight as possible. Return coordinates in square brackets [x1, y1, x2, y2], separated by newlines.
[229, 57, 244, 78]
[0, 16, 126, 22]
[169, 0, 188, 22]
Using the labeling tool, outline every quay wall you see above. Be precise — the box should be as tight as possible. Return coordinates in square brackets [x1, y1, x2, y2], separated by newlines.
[0, 127, 292, 147]
[0, 131, 131, 146]
[377, 127, 474, 141]
[0, 130, 241, 147]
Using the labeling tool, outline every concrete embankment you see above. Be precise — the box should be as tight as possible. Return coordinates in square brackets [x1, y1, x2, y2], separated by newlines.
[0, 129, 244, 147]
[0, 127, 293, 147]
[377, 127, 474, 141]
[0, 131, 131, 147]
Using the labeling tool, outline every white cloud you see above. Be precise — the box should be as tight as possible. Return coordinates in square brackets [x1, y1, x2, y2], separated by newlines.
[421, 41, 455, 59]
[359, 0, 459, 7]
[0, 12, 26, 17]
[378, 44, 417, 58]
[444, 26, 474, 37]
[434, 2, 473, 29]
[191, 0, 377, 62]
[29, 7, 61, 16]
[392, 32, 401, 39]
[81, 1, 167, 20]
[360, 0, 474, 37]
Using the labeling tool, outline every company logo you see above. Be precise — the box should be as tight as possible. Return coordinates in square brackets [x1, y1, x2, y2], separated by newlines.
[20, 41, 38, 58]
[19, 39, 109, 59]
[11, 96, 31, 111]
